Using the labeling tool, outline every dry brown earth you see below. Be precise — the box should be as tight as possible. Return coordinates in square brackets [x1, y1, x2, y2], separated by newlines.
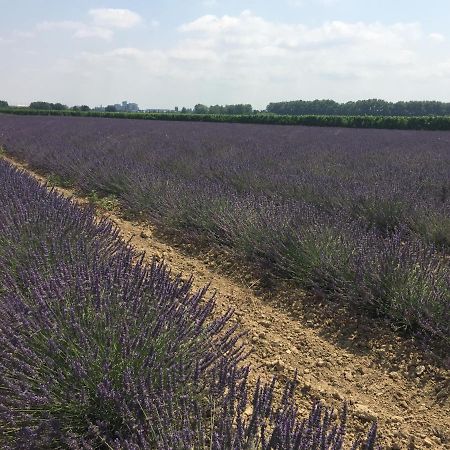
[3, 154, 449, 449]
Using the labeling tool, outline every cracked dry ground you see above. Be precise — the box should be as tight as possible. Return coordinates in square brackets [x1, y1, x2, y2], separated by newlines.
[4, 155, 450, 450]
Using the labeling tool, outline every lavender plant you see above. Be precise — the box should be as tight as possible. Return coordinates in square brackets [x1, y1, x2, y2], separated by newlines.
[0, 160, 378, 448]
[0, 115, 448, 346]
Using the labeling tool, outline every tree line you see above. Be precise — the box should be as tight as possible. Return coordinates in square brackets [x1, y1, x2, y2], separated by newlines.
[29, 101, 91, 111]
[0, 101, 91, 111]
[184, 104, 253, 114]
[267, 99, 450, 116]
[0, 101, 252, 115]
[2, 99, 450, 117]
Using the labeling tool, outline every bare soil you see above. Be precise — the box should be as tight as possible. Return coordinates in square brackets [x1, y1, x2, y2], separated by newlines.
[3, 154, 449, 450]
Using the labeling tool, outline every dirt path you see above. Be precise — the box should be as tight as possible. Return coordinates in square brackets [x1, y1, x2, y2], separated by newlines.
[3, 155, 449, 449]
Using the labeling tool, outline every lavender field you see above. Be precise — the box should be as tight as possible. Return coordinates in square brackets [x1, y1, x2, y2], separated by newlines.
[0, 159, 383, 448]
[0, 115, 449, 347]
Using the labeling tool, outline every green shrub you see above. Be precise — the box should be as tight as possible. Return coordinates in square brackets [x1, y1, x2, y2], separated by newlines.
[1, 108, 450, 130]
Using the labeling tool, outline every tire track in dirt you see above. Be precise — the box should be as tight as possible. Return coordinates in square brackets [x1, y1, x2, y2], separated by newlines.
[3, 154, 449, 449]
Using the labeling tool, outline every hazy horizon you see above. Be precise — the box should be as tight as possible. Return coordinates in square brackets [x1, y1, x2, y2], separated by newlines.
[2, 0, 450, 109]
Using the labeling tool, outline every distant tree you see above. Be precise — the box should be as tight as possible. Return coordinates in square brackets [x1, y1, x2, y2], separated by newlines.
[191, 103, 254, 115]
[30, 101, 52, 110]
[267, 99, 450, 116]
[224, 104, 253, 115]
[181, 107, 187, 113]
[105, 105, 117, 112]
[209, 104, 225, 114]
[0, 100, 8, 108]
[194, 104, 209, 114]
[52, 103, 67, 111]
[29, 101, 67, 110]
[71, 105, 90, 112]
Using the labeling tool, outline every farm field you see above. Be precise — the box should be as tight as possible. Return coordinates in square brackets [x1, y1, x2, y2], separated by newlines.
[4, 0, 450, 448]
[1, 155, 450, 450]
[1, 115, 450, 448]
[0, 115, 449, 347]
[0, 158, 383, 448]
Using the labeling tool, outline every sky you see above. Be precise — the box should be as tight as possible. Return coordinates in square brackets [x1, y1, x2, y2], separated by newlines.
[1, 0, 450, 109]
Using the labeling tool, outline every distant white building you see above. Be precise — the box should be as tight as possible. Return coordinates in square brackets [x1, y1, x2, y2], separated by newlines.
[115, 101, 139, 112]
[127, 102, 139, 112]
[93, 101, 140, 112]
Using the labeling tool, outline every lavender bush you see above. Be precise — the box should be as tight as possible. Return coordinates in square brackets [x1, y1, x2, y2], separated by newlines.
[0, 115, 448, 346]
[0, 160, 378, 448]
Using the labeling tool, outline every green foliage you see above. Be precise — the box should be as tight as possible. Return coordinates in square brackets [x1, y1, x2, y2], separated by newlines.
[46, 172, 73, 188]
[276, 226, 355, 293]
[208, 103, 253, 114]
[193, 103, 209, 114]
[412, 212, 450, 250]
[0, 100, 8, 108]
[1, 107, 450, 130]
[352, 198, 407, 233]
[356, 239, 450, 335]
[29, 101, 67, 110]
[267, 98, 450, 116]
[193, 103, 253, 114]
[87, 191, 120, 211]
[71, 105, 91, 112]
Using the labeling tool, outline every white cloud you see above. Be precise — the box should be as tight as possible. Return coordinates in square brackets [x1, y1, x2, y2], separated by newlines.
[12, 30, 35, 39]
[179, 12, 245, 33]
[88, 8, 142, 29]
[429, 32, 445, 43]
[0, 30, 33, 44]
[35, 8, 143, 41]
[74, 27, 113, 40]
[176, 12, 424, 79]
[11, 11, 450, 108]
[288, 0, 340, 6]
[36, 20, 113, 40]
[36, 20, 82, 32]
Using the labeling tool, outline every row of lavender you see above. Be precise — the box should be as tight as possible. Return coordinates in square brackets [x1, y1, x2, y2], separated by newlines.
[0, 115, 449, 346]
[0, 160, 377, 448]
